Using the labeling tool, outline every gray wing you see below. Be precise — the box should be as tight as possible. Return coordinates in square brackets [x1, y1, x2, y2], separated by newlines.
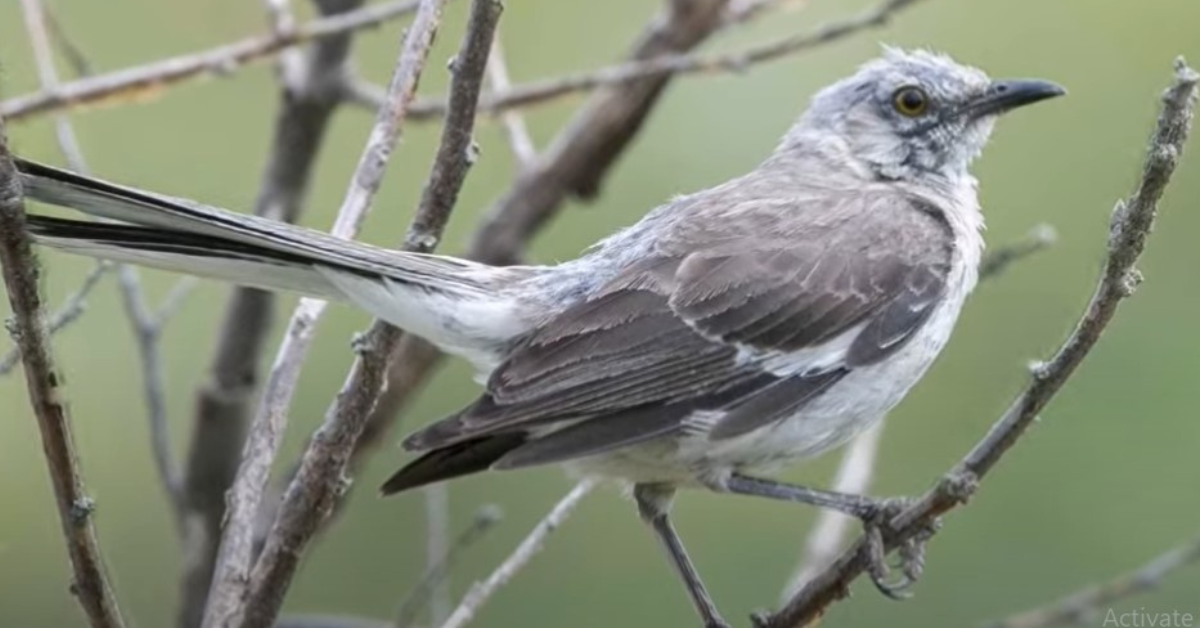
[402, 196, 954, 467]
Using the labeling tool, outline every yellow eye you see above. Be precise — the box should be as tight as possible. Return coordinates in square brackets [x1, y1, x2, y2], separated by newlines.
[892, 86, 929, 117]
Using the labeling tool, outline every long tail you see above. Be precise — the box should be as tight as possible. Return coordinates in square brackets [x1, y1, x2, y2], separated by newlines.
[16, 159, 536, 361]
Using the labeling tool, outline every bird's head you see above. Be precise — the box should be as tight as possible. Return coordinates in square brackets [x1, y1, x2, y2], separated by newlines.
[784, 48, 1064, 181]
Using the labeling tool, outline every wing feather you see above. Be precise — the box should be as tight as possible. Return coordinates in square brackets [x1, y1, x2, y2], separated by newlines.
[403, 195, 955, 459]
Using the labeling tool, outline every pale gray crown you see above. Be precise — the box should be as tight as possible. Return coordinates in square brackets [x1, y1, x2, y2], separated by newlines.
[783, 48, 1023, 181]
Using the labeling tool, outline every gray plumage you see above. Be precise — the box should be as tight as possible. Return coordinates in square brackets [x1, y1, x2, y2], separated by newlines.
[15, 48, 1063, 624]
[17, 49, 1063, 496]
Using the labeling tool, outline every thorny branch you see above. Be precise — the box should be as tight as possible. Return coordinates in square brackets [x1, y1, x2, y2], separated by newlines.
[178, 0, 370, 625]
[228, 2, 499, 628]
[438, 480, 596, 628]
[198, 1, 455, 626]
[762, 59, 1199, 628]
[0, 114, 127, 628]
[981, 534, 1200, 628]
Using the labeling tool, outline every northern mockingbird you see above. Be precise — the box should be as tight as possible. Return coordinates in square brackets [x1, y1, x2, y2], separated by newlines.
[13, 49, 1062, 628]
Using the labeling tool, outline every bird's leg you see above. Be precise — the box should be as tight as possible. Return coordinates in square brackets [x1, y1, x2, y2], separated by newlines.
[634, 483, 731, 628]
[713, 473, 936, 598]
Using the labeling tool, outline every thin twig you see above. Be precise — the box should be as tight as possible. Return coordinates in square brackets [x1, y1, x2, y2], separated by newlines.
[980, 534, 1200, 628]
[0, 0, 424, 121]
[43, 9, 94, 76]
[484, 37, 536, 168]
[980, 224, 1058, 280]
[0, 113, 127, 628]
[152, 276, 198, 329]
[179, 1, 370, 626]
[20, 0, 87, 173]
[0, 260, 108, 376]
[722, 0, 811, 26]
[210, 2, 480, 627]
[436, 480, 596, 628]
[763, 58, 1199, 628]
[396, 504, 504, 628]
[424, 485, 452, 625]
[115, 266, 188, 520]
[393, 0, 925, 123]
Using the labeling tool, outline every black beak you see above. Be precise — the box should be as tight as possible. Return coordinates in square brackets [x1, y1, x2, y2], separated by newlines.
[966, 79, 1066, 119]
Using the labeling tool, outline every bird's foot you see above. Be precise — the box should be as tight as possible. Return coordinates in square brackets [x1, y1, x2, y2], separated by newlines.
[856, 496, 939, 600]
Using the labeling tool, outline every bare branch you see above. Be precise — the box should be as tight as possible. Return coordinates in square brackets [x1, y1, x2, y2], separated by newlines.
[396, 504, 504, 628]
[19, 0, 87, 173]
[980, 223, 1058, 280]
[115, 266, 188, 521]
[981, 534, 1200, 628]
[437, 480, 595, 628]
[424, 486, 452, 625]
[0, 113, 127, 628]
[782, 424, 884, 600]
[21, 0, 193, 539]
[213, 2, 490, 627]
[485, 37, 536, 167]
[152, 276, 199, 329]
[179, 1, 370, 626]
[42, 8, 94, 76]
[398, 0, 925, 125]
[3, 0, 923, 132]
[0, 0, 424, 122]
[763, 58, 1199, 628]
[0, 260, 108, 376]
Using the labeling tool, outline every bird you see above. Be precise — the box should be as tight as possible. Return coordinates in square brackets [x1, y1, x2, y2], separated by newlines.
[13, 49, 1063, 628]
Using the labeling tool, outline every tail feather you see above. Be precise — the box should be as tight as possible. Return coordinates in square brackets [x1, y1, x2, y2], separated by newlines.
[27, 215, 346, 297]
[16, 158, 494, 296]
[15, 159, 541, 366]
[380, 433, 527, 495]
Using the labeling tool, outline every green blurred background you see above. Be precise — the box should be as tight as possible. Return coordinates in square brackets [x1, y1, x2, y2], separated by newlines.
[1, 0, 1198, 626]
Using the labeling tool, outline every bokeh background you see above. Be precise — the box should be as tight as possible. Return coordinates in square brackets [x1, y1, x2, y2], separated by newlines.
[1, 1, 1198, 627]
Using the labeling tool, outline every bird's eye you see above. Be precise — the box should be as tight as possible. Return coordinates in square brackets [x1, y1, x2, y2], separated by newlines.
[892, 86, 929, 117]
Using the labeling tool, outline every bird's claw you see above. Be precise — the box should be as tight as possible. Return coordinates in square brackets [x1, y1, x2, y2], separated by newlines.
[857, 496, 937, 600]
